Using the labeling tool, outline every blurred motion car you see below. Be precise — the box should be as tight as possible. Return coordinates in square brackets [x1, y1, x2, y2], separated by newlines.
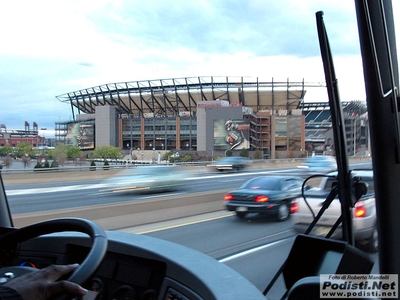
[297, 155, 337, 174]
[101, 165, 188, 193]
[208, 156, 249, 172]
[291, 170, 377, 252]
[224, 175, 307, 221]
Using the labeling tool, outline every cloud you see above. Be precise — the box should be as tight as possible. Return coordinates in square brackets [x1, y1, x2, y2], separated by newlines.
[0, 0, 397, 132]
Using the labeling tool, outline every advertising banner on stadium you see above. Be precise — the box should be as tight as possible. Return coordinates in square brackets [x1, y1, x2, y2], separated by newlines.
[66, 122, 95, 150]
[214, 119, 250, 151]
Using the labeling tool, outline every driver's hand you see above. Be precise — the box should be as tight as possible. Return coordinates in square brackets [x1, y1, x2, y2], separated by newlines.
[4, 264, 87, 300]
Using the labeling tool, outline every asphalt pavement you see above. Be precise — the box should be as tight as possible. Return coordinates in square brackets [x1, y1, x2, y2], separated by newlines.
[3, 157, 372, 230]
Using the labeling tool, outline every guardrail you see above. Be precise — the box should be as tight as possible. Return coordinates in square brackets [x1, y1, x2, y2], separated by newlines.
[0, 156, 372, 175]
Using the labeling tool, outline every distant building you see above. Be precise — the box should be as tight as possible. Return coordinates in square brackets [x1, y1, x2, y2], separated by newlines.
[54, 76, 368, 158]
[300, 101, 369, 156]
[0, 122, 43, 148]
[55, 76, 313, 158]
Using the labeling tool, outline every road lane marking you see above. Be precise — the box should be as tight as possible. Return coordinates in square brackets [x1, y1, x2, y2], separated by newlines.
[5, 183, 110, 196]
[119, 211, 235, 234]
[218, 237, 293, 263]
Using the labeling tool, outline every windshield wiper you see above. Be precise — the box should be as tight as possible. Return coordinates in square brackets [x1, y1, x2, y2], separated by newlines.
[316, 11, 355, 245]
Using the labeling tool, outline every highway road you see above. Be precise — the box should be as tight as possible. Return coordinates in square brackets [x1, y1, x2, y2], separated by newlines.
[3, 161, 377, 300]
[136, 211, 297, 298]
[6, 166, 303, 214]
[5, 161, 372, 215]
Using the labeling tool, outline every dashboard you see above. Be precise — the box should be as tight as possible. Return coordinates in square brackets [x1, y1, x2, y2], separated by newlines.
[1, 230, 266, 300]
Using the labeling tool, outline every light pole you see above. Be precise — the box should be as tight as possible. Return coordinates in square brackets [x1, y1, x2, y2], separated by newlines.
[353, 118, 357, 156]
[40, 128, 47, 157]
[130, 115, 133, 153]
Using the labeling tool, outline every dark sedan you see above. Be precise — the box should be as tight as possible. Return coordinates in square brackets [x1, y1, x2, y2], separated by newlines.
[224, 176, 306, 221]
[208, 156, 249, 172]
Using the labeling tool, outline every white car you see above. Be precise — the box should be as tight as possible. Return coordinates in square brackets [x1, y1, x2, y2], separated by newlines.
[291, 170, 377, 252]
[297, 155, 337, 174]
[101, 165, 188, 193]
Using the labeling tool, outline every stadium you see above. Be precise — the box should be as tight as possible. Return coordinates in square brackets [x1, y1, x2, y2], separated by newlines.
[4, 76, 366, 159]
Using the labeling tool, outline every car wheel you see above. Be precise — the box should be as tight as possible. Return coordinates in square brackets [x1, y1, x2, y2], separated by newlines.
[236, 211, 247, 219]
[277, 202, 290, 221]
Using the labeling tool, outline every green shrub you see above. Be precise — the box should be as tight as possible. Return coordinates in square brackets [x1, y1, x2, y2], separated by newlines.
[103, 160, 110, 170]
[182, 154, 192, 162]
[239, 148, 248, 157]
[253, 149, 263, 159]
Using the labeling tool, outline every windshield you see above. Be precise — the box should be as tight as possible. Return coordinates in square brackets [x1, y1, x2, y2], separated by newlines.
[1, 1, 398, 299]
[305, 156, 334, 163]
[323, 176, 375, 194]
[240, 177, 281, 190]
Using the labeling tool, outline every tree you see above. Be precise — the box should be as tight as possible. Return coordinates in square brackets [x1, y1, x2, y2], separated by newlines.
[49, 144, 68, 166]
[22, 153, 31, 168]
[13, 142, 34, 158]
[48, 144, 67, 161]
[48, 144, 82, 166]
[57, 153, 68, 166]
[0, 146, 13, 157]
[2, 155, 13, 168]
[74, 151, 87, 166]
[67, 146, 82, 161]
[90, 146, 122, 160]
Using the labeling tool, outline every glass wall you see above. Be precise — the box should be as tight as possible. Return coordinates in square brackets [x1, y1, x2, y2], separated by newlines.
[122, 117, 197, 150]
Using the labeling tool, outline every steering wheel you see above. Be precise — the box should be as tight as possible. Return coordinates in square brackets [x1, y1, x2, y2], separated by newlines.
[0, 218, 108, 285]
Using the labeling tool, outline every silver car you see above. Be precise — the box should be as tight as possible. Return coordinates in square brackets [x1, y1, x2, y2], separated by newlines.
[208, 156, 249, 172]
[291, 170, 377, 252]
[101, 165, 188, 193]
[297, 155, 337, 174]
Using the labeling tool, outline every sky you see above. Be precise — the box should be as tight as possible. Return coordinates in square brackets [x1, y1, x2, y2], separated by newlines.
[0, 0, 399, 137]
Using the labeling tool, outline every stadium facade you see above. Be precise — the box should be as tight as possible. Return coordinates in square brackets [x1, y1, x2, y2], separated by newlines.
[54, 76, 368, 158]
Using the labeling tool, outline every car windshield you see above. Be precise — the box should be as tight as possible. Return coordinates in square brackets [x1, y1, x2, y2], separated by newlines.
[240, 177, 281, 190]
[2, 1, 398, 299]
[323, 176, 375, 194]
[216, 157, 243, 163]
[305, 156, 333, 163]
[117, 165, 175, 176]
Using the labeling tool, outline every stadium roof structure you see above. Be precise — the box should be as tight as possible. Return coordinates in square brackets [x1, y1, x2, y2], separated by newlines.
[56, 76, 325, 120]
[299, 100, 368, 116]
